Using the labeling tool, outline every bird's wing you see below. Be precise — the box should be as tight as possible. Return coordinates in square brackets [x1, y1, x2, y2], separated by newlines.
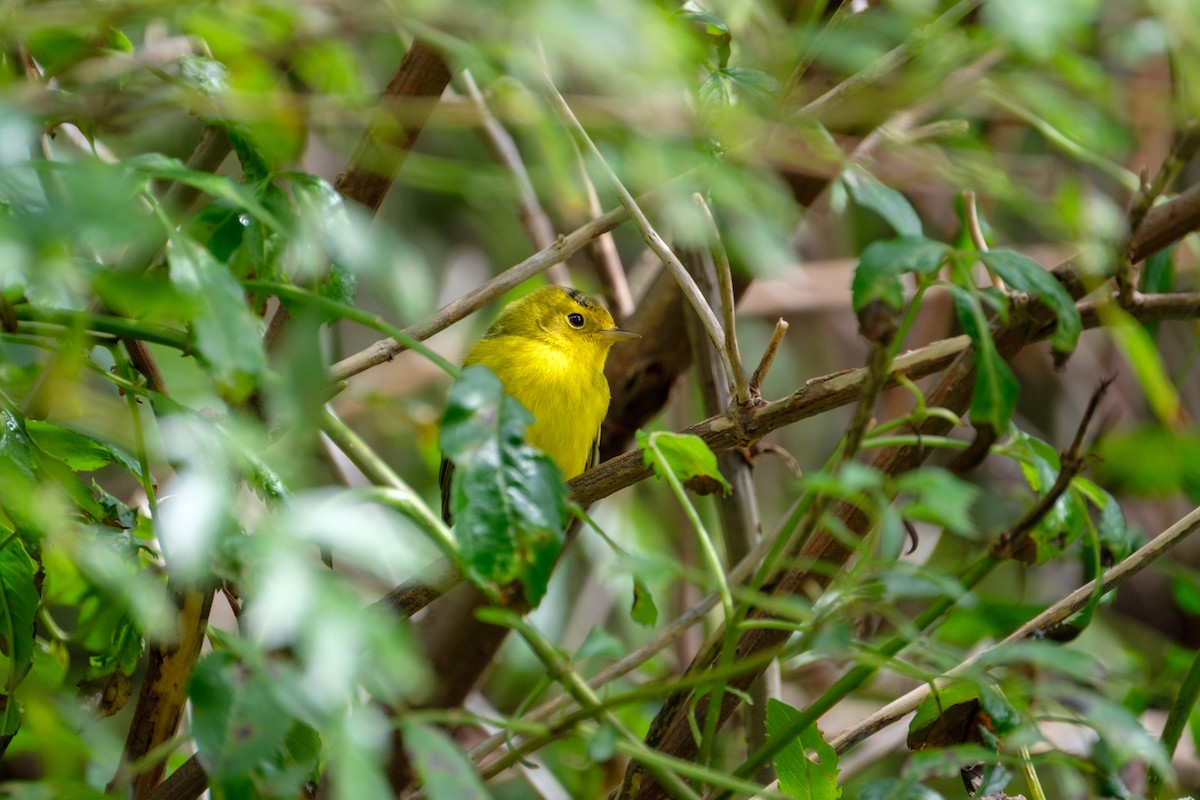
[438, 456, 455, 524]
[586, 426, 601, 473]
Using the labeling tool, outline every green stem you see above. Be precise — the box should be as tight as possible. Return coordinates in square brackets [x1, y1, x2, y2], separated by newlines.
[12, 308, 189, 350]
[1148, 645, 1200, 797]
[318, 410, 458, 562]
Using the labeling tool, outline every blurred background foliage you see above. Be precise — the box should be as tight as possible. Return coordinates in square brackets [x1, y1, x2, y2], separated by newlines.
[1, 0, 1200, 798]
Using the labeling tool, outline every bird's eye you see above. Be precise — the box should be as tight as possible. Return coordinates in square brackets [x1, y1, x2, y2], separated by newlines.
[567, 313, 585, 329]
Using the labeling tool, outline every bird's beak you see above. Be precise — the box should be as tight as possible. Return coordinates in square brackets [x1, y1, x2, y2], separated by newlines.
[600, 327, 640, 342]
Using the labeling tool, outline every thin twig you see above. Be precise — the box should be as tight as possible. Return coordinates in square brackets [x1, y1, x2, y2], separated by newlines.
[571, 132, 634, 319]
[748, 319, 789, 403]
[329, 204, 630, 381]
[963, 190, 1004, 290]
[460, 69, 569, 286]
[538, 68, 736, 394]
[828, 503, 1200, 755]
[1116, 119, 1200, 303]
[694, 195, 750, 405]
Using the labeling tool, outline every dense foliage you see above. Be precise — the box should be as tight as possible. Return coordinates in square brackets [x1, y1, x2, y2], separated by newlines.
[1, 1, 1200, 799]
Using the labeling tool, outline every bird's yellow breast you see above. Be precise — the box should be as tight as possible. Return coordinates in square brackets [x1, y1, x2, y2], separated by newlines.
[464, 334, 609, 480]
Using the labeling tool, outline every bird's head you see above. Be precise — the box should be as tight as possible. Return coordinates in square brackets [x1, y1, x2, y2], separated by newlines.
[491, 286, 639, 357]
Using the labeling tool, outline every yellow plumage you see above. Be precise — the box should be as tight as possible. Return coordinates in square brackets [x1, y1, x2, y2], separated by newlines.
[440, 285, 638, 522]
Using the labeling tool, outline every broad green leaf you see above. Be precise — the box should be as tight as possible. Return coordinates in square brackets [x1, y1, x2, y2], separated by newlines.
[401, 721, 490, 800]
[631, 577, 659, 627]
[24, 419, 142, 478]
[1099, 303, 1180, 426]
[190, 652, 293, 779]
[0, 534, 38, 734]
[892, 467, 979, 536]
[980, 250, 1081, 354]
[948, 285, 1018, 431]
[842, 168, 923, 237]
[766, 699, 841, 800]
[126, 153, 284, 232]
[0, 409, 43, 534]
[851, 237, 950, 313]
[168, 236, 267, 401]
[439, 366, 568, 607]
[637, 430, 731, 495]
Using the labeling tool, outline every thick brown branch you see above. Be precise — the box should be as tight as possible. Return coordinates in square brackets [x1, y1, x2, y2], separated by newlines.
[333, 40, 452, 214]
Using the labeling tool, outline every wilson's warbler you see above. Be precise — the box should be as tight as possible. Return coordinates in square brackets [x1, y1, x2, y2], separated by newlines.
[440, 285, 639, 522]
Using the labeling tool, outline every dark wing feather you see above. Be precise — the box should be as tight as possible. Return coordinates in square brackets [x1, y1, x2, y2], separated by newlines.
[438, 456, 455, 524]
[586, 426, 601, 473]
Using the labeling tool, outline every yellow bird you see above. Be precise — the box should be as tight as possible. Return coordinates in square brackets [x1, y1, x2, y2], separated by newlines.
[441, 285, 638, 522]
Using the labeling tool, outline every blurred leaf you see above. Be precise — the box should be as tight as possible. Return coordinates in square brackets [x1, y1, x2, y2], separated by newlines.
[401, 720, 490, 800]
[190, 652, 293, 780]
[859, 779, 944, 800]
[439, 366, 568, 607]
[842, 167, 923, 237]
[979, 250, 1080, 354]
[167, 235, 266, 401]
[1094, 426, 1200, 497]
[24, 419, 141, 478]
[0, 534, 38, 729]
[983, 0, 1100, 61]
[128, 154, 284, 232]
[766, 699, 842, 800]
[1100, 304, 1180, 426]
[180, 55, 232, 98]
[631, 577, 659, 627]
[589, 720, 618, 762]
[949, 285, 1018, 431]
[893, 467, 979, 536]
[851, 237, 949, 313]
[637, 430, 731, 495]
[77, 613, 142, 718]
[1141, 248, 1174, 294]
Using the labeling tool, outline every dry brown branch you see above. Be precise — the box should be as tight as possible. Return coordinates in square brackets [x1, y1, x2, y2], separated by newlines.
[460, 70, 569, 286]
[110, 588, 214, 798]
[333, 40, 452, 215]
[265, 39, 452, 351]
[613, 182, 1200, 798]
[828, 502, 1200, 756]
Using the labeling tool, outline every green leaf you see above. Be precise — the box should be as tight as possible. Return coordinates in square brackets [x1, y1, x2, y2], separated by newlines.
[439, 366, 568, 607]
[1140, 248, 1174, 294]
[842, 168, 923, 237]
[851, 237, 950, 313]
[892, 467, 979, 536]
[126, 153, 284, 232]
[1099, 303, 1180, 426]
[766, 699, 841, 800]
[179, 55, 232, 98]
[637, 430, 731, 495]
[168, 236, 267, 401]
[979, 250, 1081, 354]
[719, 67, 783, 102]
[630, 577, 658, 627]
[588, 720, 618, 762]
[401, 720, 491, 800]
[24, 419, 142, 478]
[859, 779, 944, 800]
[1094, 426, 1200, 497]
[0, 534, 39, 733]
[948, 285, 1018, 431]
[190, 652, 293, 779]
